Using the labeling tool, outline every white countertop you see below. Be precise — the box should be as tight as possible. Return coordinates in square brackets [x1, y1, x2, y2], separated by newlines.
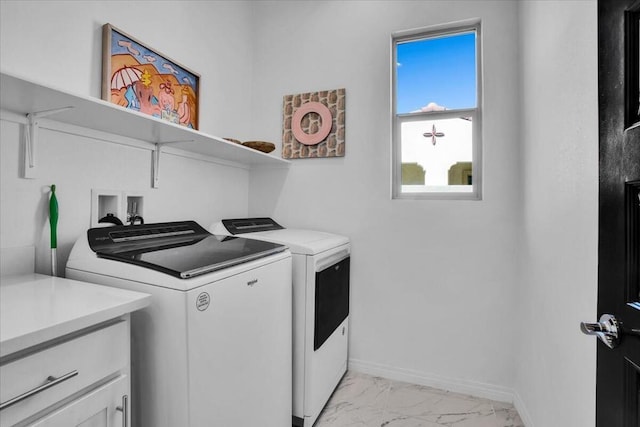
[0, 274, 151, 358]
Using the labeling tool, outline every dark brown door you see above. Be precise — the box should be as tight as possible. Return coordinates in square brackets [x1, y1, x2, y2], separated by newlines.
[587, 1, 640, 425]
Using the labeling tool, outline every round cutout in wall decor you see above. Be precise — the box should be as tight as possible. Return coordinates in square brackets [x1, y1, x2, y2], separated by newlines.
[291, 101, 333, 146]
[282, 88, 345, 159]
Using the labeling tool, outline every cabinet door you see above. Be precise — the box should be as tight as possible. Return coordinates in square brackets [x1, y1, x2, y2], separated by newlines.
[29, 375, 128, 427]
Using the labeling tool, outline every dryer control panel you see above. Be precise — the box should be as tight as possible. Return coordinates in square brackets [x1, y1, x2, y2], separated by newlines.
[222, 217, 284, 235]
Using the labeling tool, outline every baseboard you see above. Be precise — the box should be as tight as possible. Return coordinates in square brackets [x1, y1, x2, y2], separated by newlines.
[348, 358, 515, 404]
[512, 391, 535, 427]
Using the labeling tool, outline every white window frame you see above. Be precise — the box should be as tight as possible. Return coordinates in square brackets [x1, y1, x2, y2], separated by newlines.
[391, 20, 483, 200]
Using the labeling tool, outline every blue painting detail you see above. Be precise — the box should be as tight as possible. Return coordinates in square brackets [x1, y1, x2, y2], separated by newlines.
[106, 25, 198, 129]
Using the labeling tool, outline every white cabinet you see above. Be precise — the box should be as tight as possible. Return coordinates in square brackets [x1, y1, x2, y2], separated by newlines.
[0, 274, 150, 427]
[0, 321, 131, 427]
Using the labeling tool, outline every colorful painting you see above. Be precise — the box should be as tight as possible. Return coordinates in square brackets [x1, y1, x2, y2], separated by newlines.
[102, 24, 199, 130]
[282, 89, 345, 159]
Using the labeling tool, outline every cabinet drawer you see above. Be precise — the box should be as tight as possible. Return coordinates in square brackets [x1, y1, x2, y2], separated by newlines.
[0, 321, 128, 426]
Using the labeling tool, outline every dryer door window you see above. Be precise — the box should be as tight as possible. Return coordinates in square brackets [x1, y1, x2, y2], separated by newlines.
[314, 257, 350, 351]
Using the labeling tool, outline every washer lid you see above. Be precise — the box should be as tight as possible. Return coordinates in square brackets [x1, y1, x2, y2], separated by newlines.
[87, 221, 286, 279]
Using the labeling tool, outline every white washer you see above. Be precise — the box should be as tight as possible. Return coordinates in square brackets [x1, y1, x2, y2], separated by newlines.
[211, 218, 350, 427]
[66, 220, 292, 427]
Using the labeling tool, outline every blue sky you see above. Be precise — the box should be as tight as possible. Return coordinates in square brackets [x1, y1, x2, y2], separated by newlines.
[396, 32, 476, 113]
[111, 29, 198, 90]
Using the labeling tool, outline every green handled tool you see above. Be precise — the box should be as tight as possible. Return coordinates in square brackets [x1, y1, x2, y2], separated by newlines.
[49, 184, 58, 276]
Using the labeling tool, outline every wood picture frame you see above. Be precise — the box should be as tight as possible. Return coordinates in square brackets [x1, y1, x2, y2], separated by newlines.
[102, 23, 200, 130]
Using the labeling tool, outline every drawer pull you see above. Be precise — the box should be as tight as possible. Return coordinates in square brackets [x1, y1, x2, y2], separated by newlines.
[116, 394, 128, 427]
[0, 370, 78, 411]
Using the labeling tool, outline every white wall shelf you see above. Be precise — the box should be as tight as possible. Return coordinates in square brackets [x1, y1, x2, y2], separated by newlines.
[0, 72, 289, 185]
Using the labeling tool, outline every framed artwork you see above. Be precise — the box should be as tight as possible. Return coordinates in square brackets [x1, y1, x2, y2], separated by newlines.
[102, 23, 199, 130]
[282, 89, 345, 159]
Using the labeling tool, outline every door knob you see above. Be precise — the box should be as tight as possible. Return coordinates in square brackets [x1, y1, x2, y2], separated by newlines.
[580, 314, 620, 349]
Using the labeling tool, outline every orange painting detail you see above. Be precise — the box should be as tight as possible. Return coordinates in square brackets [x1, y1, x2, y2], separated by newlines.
[102, 24, 200, 130]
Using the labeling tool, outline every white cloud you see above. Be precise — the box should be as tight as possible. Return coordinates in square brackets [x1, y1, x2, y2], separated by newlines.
[411, 102, 447, 113]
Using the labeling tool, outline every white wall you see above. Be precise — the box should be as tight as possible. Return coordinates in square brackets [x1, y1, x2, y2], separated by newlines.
[249, 0, 522, 400]
[1, 1, 601, 425]
[0, 0, 256, 140]
[516, 2, 598, 426]
[0, 1, 255, 273]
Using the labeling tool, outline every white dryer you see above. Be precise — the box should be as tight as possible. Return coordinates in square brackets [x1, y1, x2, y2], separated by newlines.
[66, 220, 292, 427]
[211, 218, 350, 427]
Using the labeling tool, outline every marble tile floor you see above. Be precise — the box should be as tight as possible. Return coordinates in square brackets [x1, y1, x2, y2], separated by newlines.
[315, 371, 524, 427]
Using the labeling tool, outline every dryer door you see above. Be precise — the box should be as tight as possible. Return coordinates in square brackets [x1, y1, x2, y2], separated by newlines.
[314, 256, 350, 351]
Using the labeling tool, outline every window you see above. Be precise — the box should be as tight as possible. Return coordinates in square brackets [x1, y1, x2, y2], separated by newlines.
[392, 21, 482, 199]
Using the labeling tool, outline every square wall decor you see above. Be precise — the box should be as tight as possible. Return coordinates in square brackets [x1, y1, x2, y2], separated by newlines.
[282, 89, 345, 159]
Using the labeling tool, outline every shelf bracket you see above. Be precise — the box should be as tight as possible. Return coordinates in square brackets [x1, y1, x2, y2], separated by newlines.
[22, 106, 74, 179]
[151, 140, 194, 188]
[152, 143, 162, 188]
